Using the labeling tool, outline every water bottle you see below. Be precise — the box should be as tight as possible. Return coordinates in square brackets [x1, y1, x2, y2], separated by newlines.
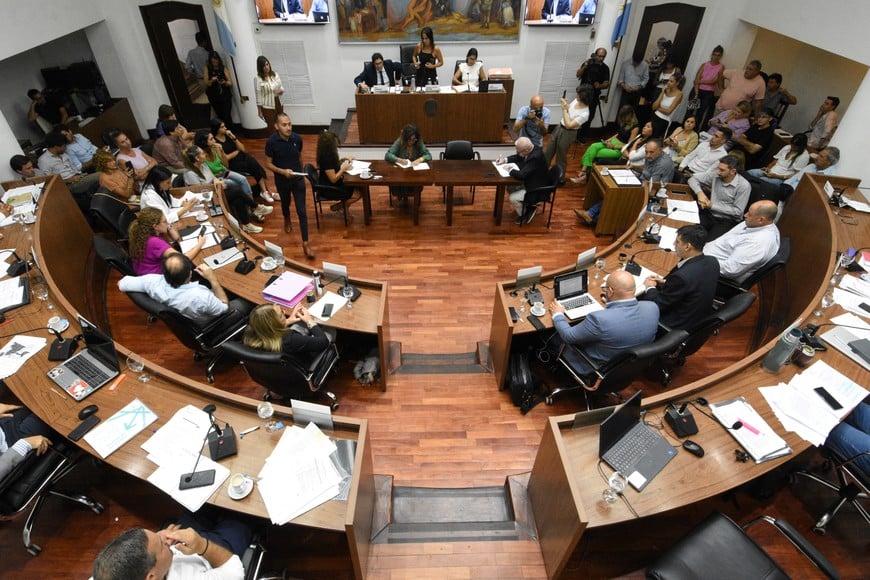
[410, 77, 416, 92]
[761, 328, 802, 373]
[312, 270, 323, 297]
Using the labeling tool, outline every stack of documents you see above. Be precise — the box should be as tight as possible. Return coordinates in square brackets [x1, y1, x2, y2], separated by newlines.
[344, 160, 372, 176]
[142, 405, 229, 512]
[759, 360, 868, 446]
[607, 169, 642, 186]
[821, 313, 870, 371]
[832, 274, 870, 319]
[257, 422, 342, 525]
[709, 397, 791, 462]
[179, 223, 219, 253]
[666, 199, 700, 223]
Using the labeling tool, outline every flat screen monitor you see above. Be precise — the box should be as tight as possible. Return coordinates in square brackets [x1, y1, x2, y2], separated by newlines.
[525, 0, 597, 26]
[256, 0, 330, 24]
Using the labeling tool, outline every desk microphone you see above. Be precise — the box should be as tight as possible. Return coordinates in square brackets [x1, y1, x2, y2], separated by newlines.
[179, 409, 217, 490]
[212, 248, 242, 267]
[48, 326, 78, 361]
[641, 207, 677, 244]
[624, 248, 671, 276]
[6, 251, 30, 277]
[204, 403, 237, 460]
[234, 245, 256, 275]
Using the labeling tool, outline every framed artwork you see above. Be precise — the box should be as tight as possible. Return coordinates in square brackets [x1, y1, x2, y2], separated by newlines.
[337, 0, 520, 43]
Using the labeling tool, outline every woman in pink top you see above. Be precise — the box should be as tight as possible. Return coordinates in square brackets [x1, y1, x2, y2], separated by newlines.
[691, 45, 724, 130]
[111, 129, 157, 192]
[127, 207, 205, 276]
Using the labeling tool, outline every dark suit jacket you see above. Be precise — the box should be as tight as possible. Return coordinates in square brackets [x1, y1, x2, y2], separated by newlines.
[507, 147, 550, 199]
[281, 324, 330, 365]
[542, 0, 571, 19]
[639, 254, 720, 330]
[354, 60, 400, 88]
[274, 0, 303, 17]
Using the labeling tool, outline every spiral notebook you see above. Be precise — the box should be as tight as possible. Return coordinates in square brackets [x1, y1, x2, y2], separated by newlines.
[709, 397, 791, 463]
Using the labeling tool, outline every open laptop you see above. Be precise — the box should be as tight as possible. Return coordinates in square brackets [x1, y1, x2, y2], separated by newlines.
[599, 391, 678, 491]
[554, 269, 603, 320]
[47, 315, 120, 401]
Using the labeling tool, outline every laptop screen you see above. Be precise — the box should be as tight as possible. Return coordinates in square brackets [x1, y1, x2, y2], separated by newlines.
[78, 315, 120, 372]
[554, 270, 588, 300]
[598, 390, 643, 456]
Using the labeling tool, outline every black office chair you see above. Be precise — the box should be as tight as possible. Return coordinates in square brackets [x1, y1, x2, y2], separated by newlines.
[90, 192, 136, 244]
[92, 234, 135, 277]
[646, 511, 839, 580]
[658, 292, 757, 383]
[123, 291, 248, 383]
[790, 447, 869, 535]
[241, 535, 267, 580]
[716, 237, 791, 303]
[221, 340, 339, 410]
[303, 163, 350, 228]
[546, 329, 689, 405]
[520, 165, 563, 228]
[0, 442, 104, 555]
[439, 140, 480, 205]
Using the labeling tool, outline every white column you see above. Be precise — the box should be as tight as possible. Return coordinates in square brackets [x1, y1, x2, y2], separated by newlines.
[223, 0, 267, 130]
[0, 113, 23, 181]
[830, 69, 870, 187]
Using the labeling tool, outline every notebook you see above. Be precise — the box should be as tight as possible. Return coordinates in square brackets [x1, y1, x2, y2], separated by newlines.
[554, 270, 603, 320]
[599, 391, 678, 491]
[47, 316, 120, 401]
[262, 271, 314, 308]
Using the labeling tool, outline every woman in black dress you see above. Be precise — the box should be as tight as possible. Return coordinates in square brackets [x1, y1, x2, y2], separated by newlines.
[204, 52, 233, 125]
[412, 27, 443, 87]
[210, 118, 275, 203]
[316, 131, 361, 215]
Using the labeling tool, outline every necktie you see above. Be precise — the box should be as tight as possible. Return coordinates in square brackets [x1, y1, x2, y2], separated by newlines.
[379, 70, 385, 85]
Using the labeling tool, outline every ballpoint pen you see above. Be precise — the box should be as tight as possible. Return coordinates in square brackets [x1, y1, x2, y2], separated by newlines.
[239, 425, 260, 438]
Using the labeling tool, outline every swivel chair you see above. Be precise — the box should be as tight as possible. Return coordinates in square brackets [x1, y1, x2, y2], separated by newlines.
[221, 340, 339, 410]
[716, 237, 791, 303]
[0, 442, 104, 555]
[546, 329, 689, 405]
[303, 163, 350, 228]
[123, 291, 248, 383]
[92, 234, 135, 277]
[439, 140, 480, 204]
[90, 192, 136, 244]
[791, 447, 869, 535]
[646, 511, 839, 579]
[520, 165, 563, 228]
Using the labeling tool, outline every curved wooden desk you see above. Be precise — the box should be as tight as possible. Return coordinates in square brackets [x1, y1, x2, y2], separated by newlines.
[506, 173, 870, 578]
[2, 176, 376, 578]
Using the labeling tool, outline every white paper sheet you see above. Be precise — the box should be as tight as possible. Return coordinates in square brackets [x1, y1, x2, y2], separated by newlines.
[0, 335, 46, 379]
[493, 161, 518, 177]
[666, 199, 700, 223]
[309, 290, 349, 321]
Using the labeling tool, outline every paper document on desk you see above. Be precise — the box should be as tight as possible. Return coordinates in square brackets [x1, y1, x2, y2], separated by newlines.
[832, 287, 870, 318]
[257, 422, 341, 524]
[840, 194, 870, 213]
[666, 199, 700, 223]
[821, 313, 870, 371]
[412, 162, 430, 171]
[625, 266, 656, 296]
[83, 398, 157, 458]
[344, 160, 372, 176]
[207, 246, 244, 270]
[493, 161, 517, 177]
[142, 404, 212, 462]
[0, 276, 27, 310]
[0, 250, 15, 278]
[657, 225, 678, 250]
[147, 447, 229, 512]
[709, 397, 791, 463]
[0, 334, 45, 379]
[178, 224, 218, 253]
[309, 290, 349, 321]
[2, 184, 38, 208]
[839, 274, 870, 299]
[607, 169, 642, 186]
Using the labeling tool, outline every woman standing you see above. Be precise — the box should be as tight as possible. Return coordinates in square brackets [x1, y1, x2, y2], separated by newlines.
[111, 129, 157, 190]
[651, 73, 684, 138]
[316, 131, 361, 216]
[210, 118, 275, 203]
[413, 27, 443, 87]
[691, 46, 725, 130]
[204, 52, 233, 126]
[573, 105, 638, 184]
[255, 56, 284, 129]
[127, 207, 205, 276]
[94, 150, 136, 200]
[544, 85, 592, 177]
[453, 48, 486, 88]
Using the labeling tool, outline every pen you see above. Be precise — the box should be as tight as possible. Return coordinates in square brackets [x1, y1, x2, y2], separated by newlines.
[50, 387, 68, 400]
[239, 425, 260, 438]
[738, 417, 761, 435]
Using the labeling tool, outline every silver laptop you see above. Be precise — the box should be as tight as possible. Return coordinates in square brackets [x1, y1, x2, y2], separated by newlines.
[554, 270, 603, 320]
[599, 391, 678, 491]
[47, 316, 120, 401]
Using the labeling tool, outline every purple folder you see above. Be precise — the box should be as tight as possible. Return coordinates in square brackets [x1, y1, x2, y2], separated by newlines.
[262, 271, 314, 308]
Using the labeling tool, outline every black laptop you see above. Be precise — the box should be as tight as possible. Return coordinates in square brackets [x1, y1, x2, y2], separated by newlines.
[599, 391, 678, 491]
[47, 316, 120, 401]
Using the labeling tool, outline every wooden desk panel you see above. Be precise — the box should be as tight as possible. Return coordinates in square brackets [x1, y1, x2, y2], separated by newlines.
[584, 165, 647, 237]
[355, 91, 507, 144]
[71, 98, 142, 146]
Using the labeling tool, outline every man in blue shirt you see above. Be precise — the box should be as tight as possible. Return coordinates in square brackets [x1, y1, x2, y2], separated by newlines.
[55, 123, 98, 170]
[514, 95, 551, 149]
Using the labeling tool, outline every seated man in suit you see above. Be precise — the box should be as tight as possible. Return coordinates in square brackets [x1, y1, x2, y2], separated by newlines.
[541, 0, 570, 20]
[354, 52, 399, 92]
[548, 270, 659, 385]
[0, 403, 54, 480]
[118, 253, 251, 322]
[273, 0, 303, 19]
[704, 200, 780, 284]
[639, 224, 720, 330]
[499, 136, 550, 225]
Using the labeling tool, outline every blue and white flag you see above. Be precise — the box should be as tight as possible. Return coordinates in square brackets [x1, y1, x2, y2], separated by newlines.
[212, 0, 236, 58]
[611, 0, 632, 47]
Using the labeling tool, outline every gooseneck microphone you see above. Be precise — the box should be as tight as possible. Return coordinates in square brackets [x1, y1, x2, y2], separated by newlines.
[179, 406, 218, 491]
[642, 207, 678, 244]
[6, 251, 30, 277]
[624, 248, 672, 276]
[48, 326, 78, 361]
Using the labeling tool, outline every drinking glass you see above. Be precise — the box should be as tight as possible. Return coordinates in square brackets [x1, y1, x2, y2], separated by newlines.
[618, 253, 628, 269]
[201, 189, 213, 209]
[602, 472, 627, 504]
[257, 401, 277, 432]
[15, 212, 28, 232]
[820, 291, 835, 311]
[660, 177, 670, 196]
[126, 353, 150, 382]
[32, 282, 53, 310]
[342, 284, 355, 309]
[594, 258, 606, 280]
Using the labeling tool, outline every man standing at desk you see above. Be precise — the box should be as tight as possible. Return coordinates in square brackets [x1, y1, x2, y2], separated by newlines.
[354, 52, 399, 92]
[548, 270, 659, 383]
[514, 95, 550, 148]
[639, 224, 719, 330]
[502, 137, 549, 225]
[688, 154, 751, 240]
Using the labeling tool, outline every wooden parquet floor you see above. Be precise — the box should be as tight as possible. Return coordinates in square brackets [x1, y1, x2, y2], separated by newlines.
[2, 129, 864, 579]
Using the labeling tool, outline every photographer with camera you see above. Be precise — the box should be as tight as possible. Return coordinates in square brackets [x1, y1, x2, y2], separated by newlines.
[513, 95, 551, 149]
[576, 48, 610, 135]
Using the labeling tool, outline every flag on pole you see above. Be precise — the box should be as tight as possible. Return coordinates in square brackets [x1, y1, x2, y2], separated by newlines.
[212, 0, 236, 58]
[611, 0, 632, 47]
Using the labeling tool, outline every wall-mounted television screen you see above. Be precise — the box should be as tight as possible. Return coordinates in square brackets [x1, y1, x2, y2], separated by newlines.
[255, 0, 330, 24]
[524, 0, 596, 26]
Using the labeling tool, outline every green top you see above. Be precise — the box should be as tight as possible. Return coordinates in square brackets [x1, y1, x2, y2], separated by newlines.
[204, 153, 227, 176]
[385, 138, 431, 164]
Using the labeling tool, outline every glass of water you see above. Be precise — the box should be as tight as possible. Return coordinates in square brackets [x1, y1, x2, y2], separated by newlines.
[257, 401, 277, 432]
[594, 258, 606, 280]
[126, 353, 150, 382]
[602, 472, 627, 504]
[342, 284, 355, 309]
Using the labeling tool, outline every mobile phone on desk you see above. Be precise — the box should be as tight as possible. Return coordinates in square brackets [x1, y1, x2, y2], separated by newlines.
[509, 306, 519, 323]
[322, 303, 334, 318]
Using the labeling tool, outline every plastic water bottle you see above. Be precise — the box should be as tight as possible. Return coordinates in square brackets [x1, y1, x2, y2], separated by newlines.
[762, 328, 802, 373]
[312, 270, 323, 297]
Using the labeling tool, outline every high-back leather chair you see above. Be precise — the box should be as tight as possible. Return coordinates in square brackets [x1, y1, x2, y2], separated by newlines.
[303, 163, 350, 228]
[439, 140, 481, 204]
[93, 234, 135, 277]
[90, 193, 136, 244]
[520, 165, 563, 228]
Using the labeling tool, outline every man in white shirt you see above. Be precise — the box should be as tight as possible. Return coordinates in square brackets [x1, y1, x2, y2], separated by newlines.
[688, 155, 752, 240]
[37, 131, 101, 197]
[675, 127, 730, 182]
[704, 200, 780, 283]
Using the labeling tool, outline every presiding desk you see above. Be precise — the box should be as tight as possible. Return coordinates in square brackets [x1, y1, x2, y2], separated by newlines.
[343, 159, 516, 226]
[493, 172, 870, 578]
[0, 176, 377, 578]
[583, 165, 647, 237]
[355, 90, 507, 144]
